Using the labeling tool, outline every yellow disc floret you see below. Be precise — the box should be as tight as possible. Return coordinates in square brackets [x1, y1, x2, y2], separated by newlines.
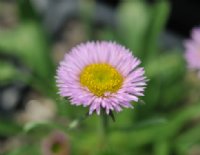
[80, 63, 123, 97]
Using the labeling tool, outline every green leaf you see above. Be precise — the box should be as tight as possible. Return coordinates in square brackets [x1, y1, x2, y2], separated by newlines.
[154, 140, 170, 155]
[0, 119, 21, 136]
[6, 144, 40, 155]
[23, 120, 66, 133]
[113, 117, 167, 131]
[117, 1, 150, 59]
[96, 27, 118, 42]
[144, 52, 186, 108]
[0, 22, 56, 97]
[161, 103, 200, 139]
[23, 121, 52, 133]
[145, 52, 185, 81]
[0, 22, 54, 79]
[175, 124, 200, 154]
[17, 0, 38, 21]
[144, 0, 170, 62]
[0, 61, 20, 84]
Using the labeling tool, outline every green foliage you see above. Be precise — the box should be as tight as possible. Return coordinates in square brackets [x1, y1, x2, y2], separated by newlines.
[117, 1, 150, 59]
[145, 52, 186, 109]
[1, 0, 200, 155]
[117, 0, 170, 61]
[6, 144, 40, 155]
[0, 61, 27, 84]
[0, 119, 21, 136]
[0, 22, 56, 97]
[144, 0, 170, 61]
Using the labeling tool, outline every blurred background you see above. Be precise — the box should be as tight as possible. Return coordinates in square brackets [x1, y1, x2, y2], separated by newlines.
[1, 0, 200, 155]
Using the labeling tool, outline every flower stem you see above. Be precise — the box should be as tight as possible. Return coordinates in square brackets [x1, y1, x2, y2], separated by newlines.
[99, 111, 109, 144]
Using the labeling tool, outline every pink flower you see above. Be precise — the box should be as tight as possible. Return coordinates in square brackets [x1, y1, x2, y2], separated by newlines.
[56, 41, 147, 115]
[42, 131, 70, 155]
[185, 27, 200, 75]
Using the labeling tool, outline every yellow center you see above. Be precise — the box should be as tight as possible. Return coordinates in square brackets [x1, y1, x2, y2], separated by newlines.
[80, 63, 123, 97]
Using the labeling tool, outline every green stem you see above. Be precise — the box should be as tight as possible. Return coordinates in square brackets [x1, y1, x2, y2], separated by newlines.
[100, 111, 109, 142]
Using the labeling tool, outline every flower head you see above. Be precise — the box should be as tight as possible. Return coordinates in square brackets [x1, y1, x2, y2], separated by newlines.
[184, 27, 200, 75]
[42, 131, 70, 155]
[56, 41, 147, 115]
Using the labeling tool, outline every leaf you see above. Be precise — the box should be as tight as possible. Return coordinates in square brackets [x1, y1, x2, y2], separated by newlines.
[6, 144, 40, 155]
[0, 22, 54, 79]
[113, 117, 167, 132]
[0, 61, 19, 84]
[154, 140, 170, 155]
[117, 1, 150, 59]
[143, 52, 186, 108]
[144, 0, 170, 62]
[0, 22, 56, 97]
[175, 124, 200, 155]
[145, 52, 185, 81]
[0, 119, 21, 136]
[23, 121, 51, 133]
[109, 103, 200, 152]
[161, 103, 200, 139]
[96, 27, 118, 42]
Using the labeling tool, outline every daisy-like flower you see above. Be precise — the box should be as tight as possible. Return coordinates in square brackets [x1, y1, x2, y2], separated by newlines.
[185, 27, 200, 76]
[42, 131, 70, 155]
[56, 41, 147, 115]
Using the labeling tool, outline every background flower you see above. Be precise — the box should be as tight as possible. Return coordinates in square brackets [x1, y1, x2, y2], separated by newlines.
[42, 131, 70, 155]
[184, 27, 200, 76]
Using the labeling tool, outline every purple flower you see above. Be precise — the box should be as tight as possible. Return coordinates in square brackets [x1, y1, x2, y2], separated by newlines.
[42, 131, 70, 155]
[56, 41, 147, 115]
[185, 27, 200, 75]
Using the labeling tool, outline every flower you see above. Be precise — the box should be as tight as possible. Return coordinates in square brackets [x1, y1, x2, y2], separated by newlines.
[42, 131, 70, 155]
[184, 27, 200, 75]
[56, 41, 147, 115]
